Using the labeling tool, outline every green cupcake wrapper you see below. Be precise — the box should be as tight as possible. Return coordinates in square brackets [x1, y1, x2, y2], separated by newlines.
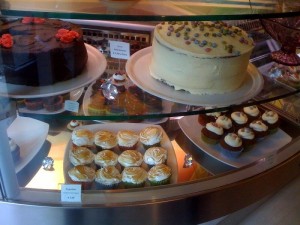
[149, 177, 170, 186]
[123, 181, 145, 188]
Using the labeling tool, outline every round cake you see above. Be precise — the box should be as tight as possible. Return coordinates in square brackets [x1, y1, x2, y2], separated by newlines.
[149, 21, 254, 95]
[0, 17, 88, 86]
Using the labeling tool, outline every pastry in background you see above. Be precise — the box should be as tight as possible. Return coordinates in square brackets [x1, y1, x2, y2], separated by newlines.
[67, 120, 82, 131]
[95, 166, 122, 189]
[261, 110, 279, 133]
[139, 126, 163, 149]
[220, 133, 243, 158]
[201, 122, 223, 145]
[148, 164, 172, 186]
[121, 167, 148, 188]
[112, 71, 127, 93]
[88, 93, 106, 116]
[117, 130, 139, 151]
[24, 98, 44, 111]
[43, 95, 64, 112]
[68, 165, 96, 190]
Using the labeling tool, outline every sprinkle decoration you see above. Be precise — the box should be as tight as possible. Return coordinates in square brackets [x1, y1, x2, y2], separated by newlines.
[0, 34, 13, 48]
[55, 29, 79, 43]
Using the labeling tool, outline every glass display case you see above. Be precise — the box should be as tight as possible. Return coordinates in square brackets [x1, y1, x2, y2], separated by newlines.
[0, 1, 300, 225]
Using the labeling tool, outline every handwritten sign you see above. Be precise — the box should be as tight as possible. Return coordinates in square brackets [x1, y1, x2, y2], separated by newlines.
[109, 40, 130, 59]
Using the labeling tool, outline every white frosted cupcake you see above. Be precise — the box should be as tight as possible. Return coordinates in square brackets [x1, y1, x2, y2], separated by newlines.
[118, 150, 143, 168]
[148, 164, 172, 186]
[117, 130, 139, 151]
[139, 126, 163, 149]
[94, 130, 118, 151]
[121, 167, 148, 188]
[237, 127, 256, 149]
[231, 111, 248, 129]
[201, 122, 224, 144]
[243, 105, 260, 122]
[67, 120, 82, 131]
[95, 166, 122, 189]
[249, 120, 269, 139]
[143, 147, 168, 167]
[94, 150, 118, 168]
[71, 129, 94, 148]
[262, 110, 279, 133]
[220, 133, 243, 158]
[216, 115, 234, 134]
[69, 146, 95, 166]
[68, 165, 96, 190]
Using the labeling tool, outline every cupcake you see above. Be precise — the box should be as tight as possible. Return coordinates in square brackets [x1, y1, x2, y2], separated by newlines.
[261, 110, 279, 133]
[43, 95, 64, 112]
[117, 130, 139, 151]
[139, 126, 163, 149]
[95, 166, 122, 189]
[201, 122, 223, 145]
[68, 165, 96, 190]
[118, 150, 143, 168]
[24, 98, 44, 110]
[148, 164, 172, 186]
[121, 167, 148, 188]
[198, 106, 221, 126]
[87, 93, 106, 116]
[67, 120, 82, 131]
[143, 147, 168, 167]
[69, 146, 95, 166]
[249, 120, 269, 139]
[94, 130, 118, 151]
[94, 150, 118, 169]
[231, 111, 248, 129]
[237, 127, 256, 149]
[216, 115, 234, 134]
[71, 129, 94, 148]
[112, 72, 127, 93]
[220, 133, 243, 158]
[243, 105, 260, 122]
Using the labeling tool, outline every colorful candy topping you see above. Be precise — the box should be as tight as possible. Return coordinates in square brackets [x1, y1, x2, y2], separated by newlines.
[22, 17, 45, 24]
[55, 29, 79, 43]
[0, 34, 13, 48]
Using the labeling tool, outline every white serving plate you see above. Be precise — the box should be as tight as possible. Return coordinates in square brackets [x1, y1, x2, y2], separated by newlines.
[178, 115, 292, 168]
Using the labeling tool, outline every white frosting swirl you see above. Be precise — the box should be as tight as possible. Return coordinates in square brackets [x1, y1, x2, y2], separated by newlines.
[121, 167, 148, 184]
[243, 105, 259, 117]
[94, 150, 118, 167]
[95, 166, 121, 185]
[139, 126, 163, 145]
[72, 129, 94, 147]
[68, 165, 95, 182]
[69, 146, 95, 166]
[216, 115, 232, 129]
[113, 73, 126, 81]
[262, 111, 279, 125]
[224, 133, 242, 147]
[144, 147, 168, 166]
[148, 164, 172, 182]
[117, 130, 139, 147]
[118, 150, 143, 167]
[238, 127, 255, 140]
[250, 120, 268, 131]
[205, 106, 221, 117]
[70, 120, 80, 127]
[94, 130, 117, 149]
[231, 111, 248, 124]
[206, 122, 223, 135]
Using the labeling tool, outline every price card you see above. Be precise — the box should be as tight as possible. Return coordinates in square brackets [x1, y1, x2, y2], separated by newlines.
[109, 40, 130, 59]
[64, 100, 79, 113]
[61, 184, 81, 202]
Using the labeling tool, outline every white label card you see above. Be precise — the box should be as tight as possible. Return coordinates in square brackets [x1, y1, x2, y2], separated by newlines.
[61, 184, 82, 202]
[263, 152, 278, 170]
[64, 100, 79, 113]
[109, 40, 130, 59]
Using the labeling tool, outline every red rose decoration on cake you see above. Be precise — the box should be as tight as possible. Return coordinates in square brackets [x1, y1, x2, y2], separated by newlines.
[55, 29, 80, 43]
[0, 34, 13, 48]
[22, 17, 45, 24]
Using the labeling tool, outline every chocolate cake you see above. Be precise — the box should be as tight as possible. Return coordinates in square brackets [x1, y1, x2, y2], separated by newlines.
[0, 17, 88, 86]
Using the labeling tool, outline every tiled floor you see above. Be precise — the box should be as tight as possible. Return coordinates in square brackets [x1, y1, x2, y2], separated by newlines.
[200, 175, 300, 225]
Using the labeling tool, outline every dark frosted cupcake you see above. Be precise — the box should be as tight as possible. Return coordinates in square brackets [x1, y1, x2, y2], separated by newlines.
[216, 115, 234, 134]
[261, 110, 279, 133]
[198, 106, 221, 126]
[121, 167, 148, 188]
[148, 164, 172, 186]
[243, 105, 260, 122]
[231, 111, 248, 130]
[249, 120, 269, 139]
[43, 95, 64, 112]
[68, 165, 96, 190]
[24, 98, 44, 110]
[220, 133, 243, 158]
[237, 127, 256, 150]
[95, 166, 122, 189]
[201, 122, 223, 145]
[139, 126, 163, 149]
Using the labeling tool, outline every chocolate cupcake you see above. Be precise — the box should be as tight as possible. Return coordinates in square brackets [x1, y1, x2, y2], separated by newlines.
[198, 106, 221, 126]
[143, 147, 168, 167]
[262, 110, 279, 133]
[24, 98, 44, 111]
[237, 127, 256, 149]
[201, 122, 223, 145]
[220, 133, 243, 158]
[121, 167, 148, 188]
[249, 120, 269, 139]
[216, 115, 234, 134]
[148, 164, 172, 186]
[71, 129, 94, 148]
[68, 165, 96, 190]
[94, 130, 118, 151]
[118, 150, 143, 168]
[243, 105, 260, 122]
[117, 130, 139, 151]
[231, 111, 248, 130]
[95, 166, 122, 189]
[43, 95, 64, 112]
[139, 126, 163, 149]
[94, 150, 118, 169]
[69, 146, 95, 166]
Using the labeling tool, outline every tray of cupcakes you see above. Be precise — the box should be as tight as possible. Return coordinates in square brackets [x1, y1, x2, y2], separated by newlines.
[16, 88, 84, 114]
[82, 73, 173, 124]
[178, 106, 292, 168]
[63, 123, 177, 190]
